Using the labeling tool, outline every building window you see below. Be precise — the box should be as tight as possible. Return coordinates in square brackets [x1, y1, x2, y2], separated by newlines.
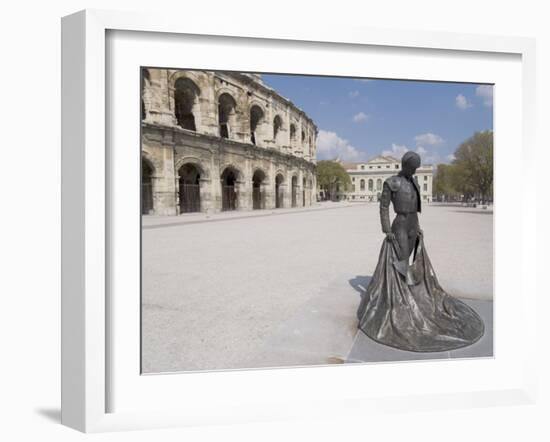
[273, 115, 283, 143]
[360, 179, 365, 190]
[250, 105, 264, 145]
[218, 92, 237, 138]
[352, 177, 355, 182]
[424, 175, 428, 181]
[368, 179, 373, 191]
[395, 164, 399, 169]
[369, 166, 373, 169]
[174, 77, 201, 131]
[352, 195, 355, 200]
[423, 183, 428, 191]
[377, 166, 381, 169]
[386, 165, 390, 168]
[376, 178, 382, 191]
[352, 185, 356, 192]
[289, 123, 296, 146]
[361, 165, 365, 170]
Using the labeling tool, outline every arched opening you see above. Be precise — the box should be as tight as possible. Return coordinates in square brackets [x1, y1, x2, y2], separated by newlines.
[141, 159, 154, 215]
[178, 163, 201, 213]
[174, 77, 200, 131]
[308, 179, 313, 205]
[141, 69, 150, 121]
[250, 105, 264, 145]
[291, 176, 298, 208]
[252, 170, 266, 210]
[275, 174, 284, 208]
[368, 179, 373, 191]
[218, 93, 237, 139]
[290, 124, 296, 147]
[302, 177, 306, 206]
[273, 115, 283, 144]
[376, 178, 382, 191]
[360, 179, 365, 191]
[301, 130, 306, 147]
[221, 167, 238, 211]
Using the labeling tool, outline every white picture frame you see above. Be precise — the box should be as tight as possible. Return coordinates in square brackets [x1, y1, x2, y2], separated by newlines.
[61, 9, 537, 433]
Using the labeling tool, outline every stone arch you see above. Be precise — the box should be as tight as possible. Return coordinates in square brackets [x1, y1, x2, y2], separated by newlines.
[368, 179, 373, 191]
[252, 168, 268, 210]
[219, 163, 244, 181]
[174, 157, 210, 214]
[173, 76, 201, 131]
[273, 114, 283, 145]
[141, 149, 162, 175]
[360, 179, 365, 191]
[220, 164, 243, 211]
[289, 123, 297, 149]
[218, 92, 238, 139]
[175, 156, 209, 180]
[275, 172, 285, 208]
[141, 156, 155, 215]
[177, 163, 202, 213]
[249, 104, 265, 146]
[291, 175, 299, 208]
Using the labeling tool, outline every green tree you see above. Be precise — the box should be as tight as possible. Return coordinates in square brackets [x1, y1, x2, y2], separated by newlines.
[452, 130, 493, 202]
[316, 160, 351, 201]
[433, 163, 458, 201]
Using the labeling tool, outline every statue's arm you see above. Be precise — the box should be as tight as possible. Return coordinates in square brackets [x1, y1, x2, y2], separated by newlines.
[379, 182, 392, 234]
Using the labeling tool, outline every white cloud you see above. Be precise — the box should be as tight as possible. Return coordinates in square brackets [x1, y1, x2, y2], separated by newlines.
[414, 132, 444, 146]
[381, 144, 440, 165]
[382, 143, 409, 159]
[352, 112, 369, 123]
[348, 90, 360, 98]
[455, 94, 472, 110]
[447, 153, 456, 162]
[416, 146, 428, 156]
[316, 130, 366, 161]
[476, 85, 493, 107]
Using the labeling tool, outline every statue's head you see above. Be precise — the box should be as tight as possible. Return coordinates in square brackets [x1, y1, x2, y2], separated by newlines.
[401, 151, 421, 178]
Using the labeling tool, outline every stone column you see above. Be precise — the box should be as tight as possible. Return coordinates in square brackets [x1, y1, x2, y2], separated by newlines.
[236, 179, 249, 211]
[199, 178, 213, 213]
[278, 183, 287, 208]
[261, 182, 271, 210]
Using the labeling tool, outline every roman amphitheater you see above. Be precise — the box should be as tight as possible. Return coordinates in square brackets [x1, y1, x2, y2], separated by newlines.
[141, 69, 318, 215]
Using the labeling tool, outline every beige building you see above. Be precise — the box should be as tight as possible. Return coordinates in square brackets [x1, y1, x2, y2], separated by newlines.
[343, 155, 433, 202]
[141, 69, 318, 215]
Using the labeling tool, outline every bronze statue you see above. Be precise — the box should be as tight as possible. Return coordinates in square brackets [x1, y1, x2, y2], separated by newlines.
[356, 152, 485, 352]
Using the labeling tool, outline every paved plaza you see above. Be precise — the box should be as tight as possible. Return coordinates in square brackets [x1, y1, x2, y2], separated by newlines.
[141, 202, 493, 373]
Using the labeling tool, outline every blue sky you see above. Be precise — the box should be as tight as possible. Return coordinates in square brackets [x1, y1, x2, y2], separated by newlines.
[261, 74, 493, 165]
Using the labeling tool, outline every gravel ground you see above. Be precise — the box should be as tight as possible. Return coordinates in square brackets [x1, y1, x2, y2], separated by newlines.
[141, 203, 493, 373]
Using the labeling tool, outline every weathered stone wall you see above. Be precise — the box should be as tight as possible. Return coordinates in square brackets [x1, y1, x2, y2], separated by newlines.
[141, 69, 318, 215]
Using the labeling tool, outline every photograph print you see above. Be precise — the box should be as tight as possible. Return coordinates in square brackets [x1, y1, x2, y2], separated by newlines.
[140, 68, 493, 373]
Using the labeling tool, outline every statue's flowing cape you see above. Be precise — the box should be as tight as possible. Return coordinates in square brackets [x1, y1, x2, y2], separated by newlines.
[356, 235, 485, 352]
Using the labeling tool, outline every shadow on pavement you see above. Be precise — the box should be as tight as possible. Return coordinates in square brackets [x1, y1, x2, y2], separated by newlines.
[348, 275, 372, 301]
